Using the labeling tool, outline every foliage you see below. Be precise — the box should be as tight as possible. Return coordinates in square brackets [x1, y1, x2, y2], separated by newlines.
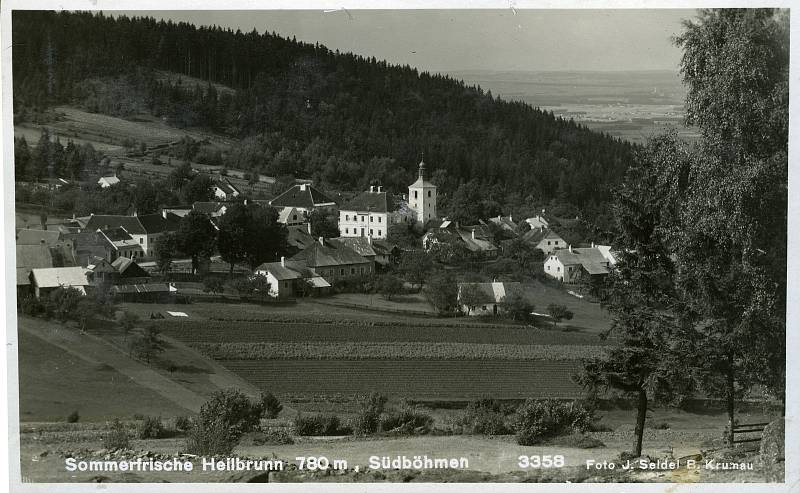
[423, 273, 459, 315]
[103, 419, 131, 451]
[308, 209, 339, 238]
[380, 403, 434, 435]
[503, 291, 534, 321]
[374, 274, 403, 300]
[137, 415, 166, 439]
[184, 416, 237, 456]
[396, 250, 434, 287]
[388, 223, 419, 249]
[458, 284, 484, 315]
[127, 326, 166, 363]
[174, 416, 191, 432]
[154, 232, 178, 275]
[546, 304, 574, 328]
[293, 414, 346, 436]
[351, 392, 388, 435]
[66, 410, 80, 423]
[196, 389, 264, 439]
[259, 392, 283, 419]
[174, 211, 216, 275]
[460, 398, 511, 435]
[513, 399, 594, 446]
[182, 173, 215, 203]
[202, 276, 225, 295]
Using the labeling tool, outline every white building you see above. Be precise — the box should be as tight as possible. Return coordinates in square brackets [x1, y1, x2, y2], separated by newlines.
[97, 176, 120, 188]
[408, 160, 437, 223]
[212, 178, 240, 200]
[339, 186, 391, 239]
[544, 244, 614, 283]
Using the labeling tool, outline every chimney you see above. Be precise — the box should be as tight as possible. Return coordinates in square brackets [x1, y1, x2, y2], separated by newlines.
[509, 215, 512, 222]
[162, 209, 167, 219]
[370, 185, 374, 193]
[471, 230, 476, 240]
[377, 186, 382, 193]
[540, 226, 544, 233]
[591, 242, 595, 248]
[318, 236, 324, 246]
[307, 222, 312, 235]
[300, 184, 307, 191]
[367, 236, 372, 245]
[569, 245, 573, 253]
[281, 256, 286, 267]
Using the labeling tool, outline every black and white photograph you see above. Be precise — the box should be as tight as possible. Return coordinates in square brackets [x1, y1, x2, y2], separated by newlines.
[1, 2, 794, 489]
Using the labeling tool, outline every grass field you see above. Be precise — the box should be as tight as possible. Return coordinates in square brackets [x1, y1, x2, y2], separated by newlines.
[17, 330, 187, 421]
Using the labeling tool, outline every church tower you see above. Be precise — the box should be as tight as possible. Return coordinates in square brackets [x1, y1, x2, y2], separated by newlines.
[408, 159, 437, 223]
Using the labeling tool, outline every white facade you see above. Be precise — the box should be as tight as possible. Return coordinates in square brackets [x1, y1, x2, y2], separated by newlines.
[408, 161, 437, 223]
[544, 255, 571, 282]
[339, 210, 388, 238]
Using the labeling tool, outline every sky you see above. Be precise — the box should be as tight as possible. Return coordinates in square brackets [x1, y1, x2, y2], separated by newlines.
[112, 9, 696, 73]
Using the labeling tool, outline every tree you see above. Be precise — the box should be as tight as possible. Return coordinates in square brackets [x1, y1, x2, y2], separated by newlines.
[375, 274, 403, 300]
[388, 223, 418, 249]
[216, 202, 250, 274]
[546, 304, 573, 329]
[397, 250, 434, 289]
[242, 205, 289, 269]
[203, 276, 225, 295]
[448, 181, 484, 225]
[673, 8, 788, 443]
[423, 273, 459, 315]
[308, 209, 339, 238]
[182, 173, 214, 203]
[458, 284, 484, 316]
[128, 326, 166, 363]
[175, 211, 216, 275]
[154, 232, 178, 275]
[504, 291, 533, 322]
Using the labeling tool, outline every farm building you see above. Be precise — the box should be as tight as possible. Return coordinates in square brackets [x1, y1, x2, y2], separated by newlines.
[254, 258, 303, 299]
[86, 256, 118, 285]
[328, 236, 377, 263]
[161, 205, 194, 218]
[16, 245, 54, 296]
[97, 175, 120, 188]
[111, 256, 151, 282]
[520, 227, 566, 255]
[60, 230, 115, 266]
[339, 186, 393, 239]
[30, 266, 91, 298]
[211, 178, 240, 200]
[422, 222, 499, 259]
[290, 237, 374, 282]
[269, 183, 337, 214]
[110, 283, 175, 302]
[544, 245, 616, 283]
[371, 239, 401, 266]
[457, 281, 524, 316]
[525, 214, 549, 230]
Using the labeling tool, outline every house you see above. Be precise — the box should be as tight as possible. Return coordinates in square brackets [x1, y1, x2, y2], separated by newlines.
[277, 207, 307, 226]
[457, 282, 523, 316]
[112, 257, 151, 282]
[339, 186, 392, 239]
[16, 245, 53, 296]
[290, 237, 374, 282]
[526, 214, 549, 230]
[544, 245, 614, 283]
[97, 175, 120, 188]
[488, 215, 518, 234]
[193, 202, 227, 217]
[370, 239, 401, 266]
[212, 178, 240, 200]
[269, 183, 337, 214]
[520, 227, 567, 255]
[162, 205, 194, 218]
[286, 223, 317, 253]
[254, 257, 303, 300]
[328, 237, 377, 263]
[408, 160, 437, 223]
[110, 283, 175, 303]
[30, 266, 90, 298]
[60, 230, 115, 266]
[86, 256, 118, 285]
[424, 222, 498, 259]
[84, 212, 181, 258]
[98, 227, 144, 260]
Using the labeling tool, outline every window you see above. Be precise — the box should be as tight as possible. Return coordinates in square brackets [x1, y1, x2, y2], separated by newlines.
[351, 268, 355, 274]
[548, 241, 551, 245]
[557, 267, 561, 272]
[546, 265, 550, 270]
[428, 190, 431, 197]
[140, 238, 144, 244]
[293, 215, 297, 221]
[370, 229, 374, 235]
[370, 216, 373, 222]
[345, 228, 349, 234]
[346, 215, 350, 221]
[378, 230, 382, 236]
[414, 191, 418, 199]
[361, 216, 365, 222]
[340, 268, 345, 276]
[378, 217, 382, 223]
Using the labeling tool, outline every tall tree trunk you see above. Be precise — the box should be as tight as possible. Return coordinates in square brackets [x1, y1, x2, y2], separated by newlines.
[633, 388, 647, 457]
[726, 352, 736, 448]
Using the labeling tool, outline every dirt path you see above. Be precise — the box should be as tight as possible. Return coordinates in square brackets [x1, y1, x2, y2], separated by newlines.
[20, 319, 207, 413]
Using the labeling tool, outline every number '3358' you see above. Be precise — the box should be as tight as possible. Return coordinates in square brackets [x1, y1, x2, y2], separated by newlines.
[518, 455, 565, 468]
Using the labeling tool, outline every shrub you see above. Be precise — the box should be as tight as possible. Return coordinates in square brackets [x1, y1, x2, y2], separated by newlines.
[259, 392, 283, 419]
[380, 404, 434, 435]
[514, 399, 595, 446]
[196, 389, 263, 439]
[203, 276, 225, 295]
[174, 416, 191, 432]
[352, 392, 388, 435]
[137, 416, 166, 439]
[103, 419, 130, 450]
[461, 398, 511, 435]
[184, 417, 236, 456]
[254, 428, 294, 445]
[66, 410, 80, 423]
[293, 414, 345, 436]
[548, 433, 606, 449]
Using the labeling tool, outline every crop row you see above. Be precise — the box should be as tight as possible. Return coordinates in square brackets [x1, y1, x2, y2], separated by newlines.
[221, 359, 585, 399]
[158, 320, 606, 346]
[190, 342, 604, 361]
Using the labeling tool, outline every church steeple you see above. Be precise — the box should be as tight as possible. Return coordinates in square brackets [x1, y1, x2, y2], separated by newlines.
[418, 159, 426, 179]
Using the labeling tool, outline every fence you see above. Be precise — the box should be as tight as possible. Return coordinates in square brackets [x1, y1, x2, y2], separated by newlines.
[730, 422, 770, 444]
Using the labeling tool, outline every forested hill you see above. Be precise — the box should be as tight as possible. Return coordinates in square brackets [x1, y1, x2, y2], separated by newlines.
[13, 10, 636, 229]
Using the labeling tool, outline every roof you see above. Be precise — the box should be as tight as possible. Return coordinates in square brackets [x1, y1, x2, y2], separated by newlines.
[328, 237, 377, 258]
[270, 184, 337, 209]
[341, 190, 390, 213]
[213, 178, 239, 196]
[521, 227, 563, 245]
[84, 215, 146, 235]
[371, 239, 399, 255]
[31, 267, 90, 288]
[306, 276, 331, 288]
[87, 256, 117, 273]
[552, 248, 610, 275]
[193, 202, 226, 214]
[111, 257, 150, 277]
[286, 225, 316, 250]
[111, 283, 172, 294]
[137, 213, 181, 235]
[16, 245, 53, 285]
[101, 227, 134, 242]
[98, 176, 120, 186]
[277, 207, 305, 224]
[488, 216, 518, 231]
[290, 240, 371, 268]
[526, 215, 549, 229]
[458, 282, 523, 305]
[409, 161, 436, 188]
[456, 228, 498, 252]
[16, 229, 61, 246]
[255, 262, 303, 281]
[595, 245, 617, 265]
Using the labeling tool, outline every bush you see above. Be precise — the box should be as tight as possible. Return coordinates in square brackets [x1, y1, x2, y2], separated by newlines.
[103, 419, 130, 450]
[380, 404, 434, 435]
[184, 417, 236, 456]
[352, 392, 388, 435]
[196, 389, 263, 439]
[293, 414, 345, 436]
[461, 398, 511, 435]
[547, 433, 606, 449]
[259, 392, 283, 419]
[137, 416, 166, 439]
[253, 428, 294, 445]
[174, 416, 191, 432]
[66, 410, 80, 423]
[514, 399, 595, 446]
[203, 276, 225, 295]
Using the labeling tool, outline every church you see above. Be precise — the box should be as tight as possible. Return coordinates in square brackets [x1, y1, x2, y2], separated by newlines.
[408, 160, 437, 223]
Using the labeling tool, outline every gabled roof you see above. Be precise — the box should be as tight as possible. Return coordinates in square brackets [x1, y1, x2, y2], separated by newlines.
[213, 179, 239, 195]
[370, 239, 399, 255]
[255, 262, 303, 281]
[277, 207, 304, 224]
[84, 215, 146, 235]
[111, 257, 150, 277]
[456, 228, 498, 252]
[138, 213, 181, 235]
[286, 224, 317, 251]
[341, 190, 390, 213]
[193, 202, 226, 215]
[270, 184, 336, 209]
[16, 229, 61, 246]
[31, 267, 90, 288]
[488, 216, 518, 232]
[16, 245, 53, 285]
[100, 227, 134, 242]
[98, 176, 120, 186]
[87, 256, 117, 273]
[458, 282, 523, 305]
[521, 227, 563, 245]
[328, 237, 377, 258]
[526, 215, 549, 229]
[290, 240, 371, 268]
[552, 248, 610, 275]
